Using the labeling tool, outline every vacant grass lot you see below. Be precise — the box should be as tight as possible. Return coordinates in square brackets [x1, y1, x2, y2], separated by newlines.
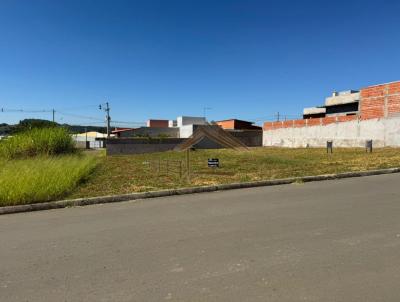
[70, 147, 400, 198]
[0, 154, 98, 206]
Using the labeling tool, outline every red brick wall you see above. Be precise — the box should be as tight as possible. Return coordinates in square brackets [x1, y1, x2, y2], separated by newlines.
[293, 119, 306, 127]
[321, 117, 336, 125]
[282, 120, 293, 128]
[307, 118, 321, 126]
[388, 95, 400, 116]
[263, 115, 359, 130]
[218, 120, 261, 130]
[263, 121, 274, 130]
[360, 85, 385, 120]
[360, 81, 400, 120]
[388, 81, 400, 94]
[388, 82, 400, 116]
[263, 81, 400, 130]
[216, 120, 235, 129]
[147, 120, 169, 128]
[337, 115, 357, 122]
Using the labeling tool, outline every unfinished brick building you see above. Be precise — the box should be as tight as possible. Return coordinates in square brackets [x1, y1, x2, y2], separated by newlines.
[263, 81, 400, 147]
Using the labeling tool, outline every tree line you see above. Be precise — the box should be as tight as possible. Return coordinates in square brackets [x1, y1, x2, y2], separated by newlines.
[0, 119, 106, 136]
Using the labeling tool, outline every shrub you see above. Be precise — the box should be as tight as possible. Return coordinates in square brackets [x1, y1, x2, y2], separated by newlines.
[0, 127, 76, 159]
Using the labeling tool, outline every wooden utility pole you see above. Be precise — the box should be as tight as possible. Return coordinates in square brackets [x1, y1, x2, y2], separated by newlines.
[99, 102, 111, 137]
[105, 102, 110, 138]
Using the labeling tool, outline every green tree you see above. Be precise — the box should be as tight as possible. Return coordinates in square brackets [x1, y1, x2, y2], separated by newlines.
[14, 119, 58, 133]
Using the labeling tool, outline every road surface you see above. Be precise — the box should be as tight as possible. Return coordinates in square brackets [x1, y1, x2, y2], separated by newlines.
[1, 173, 400, 301]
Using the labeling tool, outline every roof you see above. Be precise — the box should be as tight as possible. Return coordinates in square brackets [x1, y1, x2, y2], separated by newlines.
[216, 119, 254, 124]
[174, 125, 248, 151]
[74, 131, 108, 138]
[215, 119, 262, 130]
[177, 116, 206, 119]
[111, 128, 136, 134]
[303, 107, 326, 115]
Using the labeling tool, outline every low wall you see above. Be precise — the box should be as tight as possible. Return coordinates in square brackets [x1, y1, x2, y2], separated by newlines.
[108, 129, 264, 155]
[75, 141, 105, 149]
[106, 138, 185, 155]
[229, 130, 263, 147]
[118, 127, 179, 138]
[263, 116, 400, 147]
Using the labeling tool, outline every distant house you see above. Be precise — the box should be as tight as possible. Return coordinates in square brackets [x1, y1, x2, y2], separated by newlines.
[168, 120, 177, 127]
[112, 127, 179, 138]
[109, 116, 208, 139]
[177, 116, 207, 127]
[147, 119, 169, 128]
[72, 131, 110, 148]
[216, 119, 262, 130]
[177, 116, 207, 138]
[72, 131, 109, 140]
[111, 128, 136, 138]
[106, 115, 264, 154]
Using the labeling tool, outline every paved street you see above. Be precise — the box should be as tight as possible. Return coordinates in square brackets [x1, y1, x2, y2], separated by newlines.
[1, 174, 400, 301]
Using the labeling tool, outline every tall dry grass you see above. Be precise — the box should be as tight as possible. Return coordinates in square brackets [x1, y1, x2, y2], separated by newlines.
[0, 127, 75, 159]
[0, 155, 97, 206]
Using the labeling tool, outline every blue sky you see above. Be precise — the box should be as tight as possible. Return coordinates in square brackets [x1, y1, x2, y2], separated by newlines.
[0, 0, 399, 126]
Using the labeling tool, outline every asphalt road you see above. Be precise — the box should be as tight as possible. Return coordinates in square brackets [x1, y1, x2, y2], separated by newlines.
[1, 174, 400, 302]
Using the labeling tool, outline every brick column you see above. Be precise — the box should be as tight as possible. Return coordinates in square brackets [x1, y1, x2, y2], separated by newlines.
[384, 84, 389, 118]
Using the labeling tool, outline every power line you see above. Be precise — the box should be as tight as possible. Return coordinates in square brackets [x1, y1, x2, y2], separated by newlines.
[1, 104, 99, 111]
[0, 106, 146, 128]
[56, 111, 105, 122]
[56, 111, 146, 126]
[55, 104, 99, 111]
[111, 120, 146, 125]
[2, 106, 297, 126]
[65, 122, 106, 126]
[1, 108, 53, 113]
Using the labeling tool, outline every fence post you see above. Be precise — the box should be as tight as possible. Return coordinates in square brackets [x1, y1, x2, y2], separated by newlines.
[186, 149, 190, 182]
[327, 141, 333, 153]
[179, 160, 182, 179]
[366, 140, 373, 153]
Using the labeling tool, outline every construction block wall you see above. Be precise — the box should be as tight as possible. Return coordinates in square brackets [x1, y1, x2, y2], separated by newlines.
[263, 81, 400, 131]
[263, 115, 358, 131]
[262, 81, 400, 148]
[360, 81, 400, 120]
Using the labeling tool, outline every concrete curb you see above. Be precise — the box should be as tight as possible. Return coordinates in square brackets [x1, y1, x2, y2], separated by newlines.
[1, 167, 400, 215]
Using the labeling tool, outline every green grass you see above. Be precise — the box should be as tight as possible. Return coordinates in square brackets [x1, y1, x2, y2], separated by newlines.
[2, 147, 400, 207]
[0, 127, 75, 159]
[0, 154, 98, 206]
[70, 147, 400, 198]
